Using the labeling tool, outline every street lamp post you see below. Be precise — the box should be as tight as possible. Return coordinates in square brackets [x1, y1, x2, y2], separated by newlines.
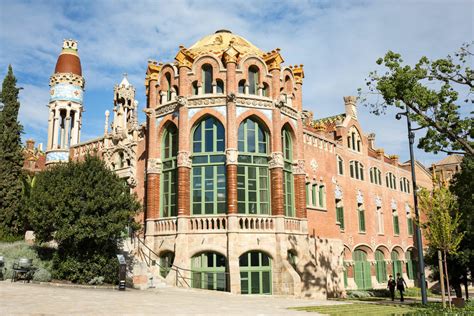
[396, 105, 428, 305]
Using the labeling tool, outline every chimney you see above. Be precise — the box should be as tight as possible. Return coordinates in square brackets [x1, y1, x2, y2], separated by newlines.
[343, 96, 357, 119]
[367, 133, 376, 149]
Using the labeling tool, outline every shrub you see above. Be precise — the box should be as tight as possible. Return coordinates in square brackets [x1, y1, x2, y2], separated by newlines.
[33, 268, 51, 282]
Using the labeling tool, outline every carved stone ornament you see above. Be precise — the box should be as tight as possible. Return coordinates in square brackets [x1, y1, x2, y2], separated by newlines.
[375, 195, 382, 208]
[387, 239, 392, 247]
[226, 92, 236, 103]
[127, 176, 137, 188]
[402, 240, 407, 249]
[370, 236, 376, 249]
[335, 185, 343, 200]
[268, 152, 284, 169]
[391, 198, 397, 210]
[356, 189, 364, 204]
[175, 95, 187, 107]
[310, 159, 318, 172]
[146, 158, 162, 174]
[226, 148, 238, 165]
[177, 151, 192, 168]
[405, 202, 411, 215]
[292, 159, 305, 175]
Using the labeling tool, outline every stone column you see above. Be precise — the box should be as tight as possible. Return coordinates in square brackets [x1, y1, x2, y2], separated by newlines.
[64, 109, 71, 148]
[146, 79, 159, 221]
[52, 110, 60, 149]
[225, 58, 238, 215]
[47, 108, 54, 150]
[293, 161, 306, 219]
[177, 65, 191, 216]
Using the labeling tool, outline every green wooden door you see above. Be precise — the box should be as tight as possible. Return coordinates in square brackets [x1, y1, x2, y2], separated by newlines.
[353, 250, 372, 289]
[406, 250, 417, 280]
[239, 251, 272, 294]
[391, 251, 402, 277]
[375, 250, 387, 283]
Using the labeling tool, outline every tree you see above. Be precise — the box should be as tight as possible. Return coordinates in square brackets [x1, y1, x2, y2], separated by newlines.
[29, 156, 141, 283]
[361, 42, 473, 156]
[449, 155, 474, 300]
[418, 187, 464, 307]
[0, 65, 25, 238]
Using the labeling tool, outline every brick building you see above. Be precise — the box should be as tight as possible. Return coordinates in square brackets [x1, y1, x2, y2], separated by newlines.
[44, 31, 424, 298]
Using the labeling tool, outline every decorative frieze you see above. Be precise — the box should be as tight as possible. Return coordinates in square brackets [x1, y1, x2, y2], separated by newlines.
[226, 148, 238, 165]
[49, 72, 85, 89]
[310, 159, 318, 172]
[146, 158, 162, 174]
[155, 102, 179, 117]
[268, 152, 284, 169]
[292, 159, 305, 174]
[187, 96, 226, 107]
[177, 151, 192, 168]
[280, 104, 299, 120]
[235, 96, 273, 109]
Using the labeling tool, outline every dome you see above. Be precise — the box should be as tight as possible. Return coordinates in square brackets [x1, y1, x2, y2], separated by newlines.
[54, 39, 82, 76]
[187, 30, 264, 57]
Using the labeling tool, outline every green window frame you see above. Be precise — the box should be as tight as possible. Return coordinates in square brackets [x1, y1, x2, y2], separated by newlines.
[311, 184, 317, 206]
[202, 64, 213, 94]
[282, 128, 295, 217]
[337, 155, 344, 175]
[305, 183, 310, 206]
[336, 200, 345, 230]
[192, 252, 227, 291]
[393, 211, 400, 235]
[375, 250, 387, 283]
[191, 117, 226, 215]
[391, 251, 402, 277]
[370, 167, 382, 185]
[407, 217, 414, 236]
[165, 73, 172, 101]
[353, 250, 372, 289]
[248, 66, 259, 95]
[239, 251, 272, 295]
[237, 118, 270, 215]
[350, 160, 364, 180]
[318, 185, 326, 208]
[358, 206, 366, 233]
[161, 124, 178, 217]
[405, 250, 417, 280]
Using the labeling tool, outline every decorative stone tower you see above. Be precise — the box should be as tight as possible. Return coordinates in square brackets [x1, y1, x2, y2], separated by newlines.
[102, 74, 140, 187]
[45, 39, 84, 165]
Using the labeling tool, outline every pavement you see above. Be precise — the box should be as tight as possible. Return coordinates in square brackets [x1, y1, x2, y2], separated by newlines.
[0, 281, 346, 315]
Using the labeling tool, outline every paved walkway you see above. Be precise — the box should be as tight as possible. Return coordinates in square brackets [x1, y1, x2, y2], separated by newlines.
[0, 281, 345, 315]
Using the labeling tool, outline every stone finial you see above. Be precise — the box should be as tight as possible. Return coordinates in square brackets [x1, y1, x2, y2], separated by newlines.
[343, 96, 357, 120]
[62, 39, 78, 51]
[367, 133, 376, 149]
[293, 64, 304, 85]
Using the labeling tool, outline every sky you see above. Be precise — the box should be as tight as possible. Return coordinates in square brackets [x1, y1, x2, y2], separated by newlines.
[0, 0, 472, 166]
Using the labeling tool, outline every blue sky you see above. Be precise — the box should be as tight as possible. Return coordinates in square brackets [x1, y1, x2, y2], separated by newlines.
[0, 0, 472, 165]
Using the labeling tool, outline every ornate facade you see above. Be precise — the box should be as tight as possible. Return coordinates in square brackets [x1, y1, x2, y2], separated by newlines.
[44, 31, 426, 298]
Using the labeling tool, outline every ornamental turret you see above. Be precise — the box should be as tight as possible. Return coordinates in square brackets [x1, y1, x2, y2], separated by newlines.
[46, 39, 84, 165]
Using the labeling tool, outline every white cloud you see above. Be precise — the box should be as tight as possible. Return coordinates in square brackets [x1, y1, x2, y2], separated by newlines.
[0, 0, 471, 163]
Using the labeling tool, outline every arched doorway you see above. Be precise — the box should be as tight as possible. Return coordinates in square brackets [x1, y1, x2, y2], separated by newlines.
[159, 251, 174, 278]
[375, 249, 387, 283]
[406, 249, 417, 280]
[191, 252, 227, 291]
[239, 251, 272, 294]
[391, 250, 402, 277]
[353, 249, 372, 289]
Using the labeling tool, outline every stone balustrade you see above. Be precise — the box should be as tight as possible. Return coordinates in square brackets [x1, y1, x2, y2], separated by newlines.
[146, 215, 307, 236]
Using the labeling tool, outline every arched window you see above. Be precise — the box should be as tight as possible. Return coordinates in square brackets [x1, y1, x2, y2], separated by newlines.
[337, 155, 344, 175]
[159, 251, 174, 278]
[191, 117, 226, 215]
[161, 124, 178, 217]
[216, 79, 224, 93]
[406, 209, 414, 236]
[400, 177, 410, 193]
[202, 64, 213, 94]
[392, 209, 400, 235]
[237, 118, 270, 215]
[238, 79, 246, 94]
[375, 250, 387, 283]
[191, 252, 227, 291]
[349, 160, 364, 180]
[248, 66, 259, 95]
[353, 249, 372, 289]
[370, 167, 382, 185]
[347, 126, 362, 152]
[165, 73, 172, 101]
[239, 251, 272, 294]
[358, 203, 366, 233]
[336, 199, 344, 230]
[386, 172, 397, 189]
[192, 81, 199, 95]
[405, 249, 417, 280]
[282, 127, 294, 217]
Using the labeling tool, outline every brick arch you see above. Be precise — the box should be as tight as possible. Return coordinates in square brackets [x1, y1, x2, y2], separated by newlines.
[192, 55, 226, 83]
[156, 116, 179, 157]
[342, 245, 352, 260]
[281, 68, 295, 95]
[157, 248, 175, 258]
[281, 121, 297, 156]
[158, 64, 178, 88]
[239, 55, 270, 79]
[391, 245, 405, 259]
[236, 109, 273, 136]
[375, 245, 391, 258]
[188, 108, 227, 132]
[352, 243, 374, 259]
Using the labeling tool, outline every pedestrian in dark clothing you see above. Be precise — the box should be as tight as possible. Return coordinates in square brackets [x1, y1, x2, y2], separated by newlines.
[387, 275, 396, 301]
[396, 273, 408, 302]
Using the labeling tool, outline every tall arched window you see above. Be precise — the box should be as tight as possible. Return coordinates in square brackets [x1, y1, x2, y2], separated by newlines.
[165, 73, 172, 101]
[161, 124, 178, 217]
[349, 160, 364, 180]
[375, 250, 387, 283]
[248, 66, 259, 95]
[400, 177, 410, 193]
[386, 172, 397, 189]
[192, 81, 199, 95]
[347, 126, 362, 152]
[337, 155, 344, 175]
[282, 127, 294, 217]
[202, 64, 213, 94]
[262, 83, 269, 97]
[391, 251, 402, 276]
[216, 79, 224, 93]
[237, 118, 270, 214]
[192, 117, 226, 215]
[370, 167, 382, 185]
[353, 249, 372, 289]
[239, 251, 272, 294]
[238, 79, 246, 94]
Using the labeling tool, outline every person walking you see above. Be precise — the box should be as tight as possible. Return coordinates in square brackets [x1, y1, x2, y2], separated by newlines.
[387, 275, 396, 301]
[396, 272, 408, 302]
